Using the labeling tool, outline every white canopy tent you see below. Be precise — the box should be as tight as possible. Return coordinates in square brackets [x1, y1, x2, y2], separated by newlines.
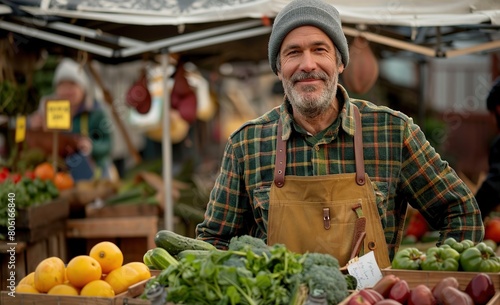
[1, 0, 499, 231]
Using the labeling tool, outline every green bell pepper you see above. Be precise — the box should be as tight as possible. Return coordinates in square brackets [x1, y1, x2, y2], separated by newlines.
[421, 246, 460, 271]
[391, 247, 424, 270]
[460, 242, 500, 272]
[443, 237, 474, 253]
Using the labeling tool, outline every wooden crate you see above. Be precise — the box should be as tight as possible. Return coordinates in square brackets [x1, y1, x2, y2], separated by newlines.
[66, 216, 158, 264]
[0, 291, 151, 305]
[338, 290, 500, 305]
[381, 267, 500, 291]
[0, 223, 67, 287]
[66, 216, 158, 250]
[85, 203, 159, 218]
[17, 198, 69, 229]
[0, 276, 155, 305]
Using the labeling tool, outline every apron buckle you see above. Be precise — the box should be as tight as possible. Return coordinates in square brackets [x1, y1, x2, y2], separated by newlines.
[323, 208, 331, 230]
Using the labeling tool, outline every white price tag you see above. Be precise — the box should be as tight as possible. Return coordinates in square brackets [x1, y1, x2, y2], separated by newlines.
[347, 251, 383, 289]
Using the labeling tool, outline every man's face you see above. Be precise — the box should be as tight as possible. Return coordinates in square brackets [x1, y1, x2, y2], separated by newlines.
[277, 26, 344, 119]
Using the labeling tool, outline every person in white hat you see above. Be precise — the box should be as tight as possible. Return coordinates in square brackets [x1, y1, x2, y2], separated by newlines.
[29, 58, 113, 180]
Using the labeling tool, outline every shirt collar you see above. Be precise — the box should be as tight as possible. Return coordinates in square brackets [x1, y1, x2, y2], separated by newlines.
[279, 84, 356, 141]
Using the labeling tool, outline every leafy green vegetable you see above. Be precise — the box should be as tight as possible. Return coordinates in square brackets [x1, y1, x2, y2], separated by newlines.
[142, 235, 350, 305]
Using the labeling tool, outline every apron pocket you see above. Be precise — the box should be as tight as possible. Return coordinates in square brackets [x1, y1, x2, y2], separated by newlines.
[269, 198, 361, 262]
[253, 187, 271, 235]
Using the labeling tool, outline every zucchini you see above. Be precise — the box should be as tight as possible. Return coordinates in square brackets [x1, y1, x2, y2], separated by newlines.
[149, 247, 179, 270]
[143, 249, 154, 266]
[154, 230, 216, 256]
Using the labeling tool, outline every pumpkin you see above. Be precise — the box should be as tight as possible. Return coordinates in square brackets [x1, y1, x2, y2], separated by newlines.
[342, 36, 379, 94]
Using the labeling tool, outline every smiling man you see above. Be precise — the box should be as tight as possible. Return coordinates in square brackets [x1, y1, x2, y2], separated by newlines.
[196, 0, 484, 268]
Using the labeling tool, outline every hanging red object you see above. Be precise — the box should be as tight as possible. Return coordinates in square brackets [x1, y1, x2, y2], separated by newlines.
[126, 69, 152, 114]
[171, 62, 197, 123]
[342, 36, 379, 94]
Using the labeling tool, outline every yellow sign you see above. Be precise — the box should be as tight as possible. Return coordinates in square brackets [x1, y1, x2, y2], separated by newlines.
[45, 100, 71, 131]
[15, 115, 26, 143]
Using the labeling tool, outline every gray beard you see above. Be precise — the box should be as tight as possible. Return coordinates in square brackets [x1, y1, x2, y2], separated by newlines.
[283, 71, 339, 119]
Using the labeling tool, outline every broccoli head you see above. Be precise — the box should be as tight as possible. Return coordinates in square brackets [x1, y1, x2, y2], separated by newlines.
[296, 252, 348, 305]
[228, 235, 271, 256]
[301, 264, 349, 305]
[302, 252, 340, 270]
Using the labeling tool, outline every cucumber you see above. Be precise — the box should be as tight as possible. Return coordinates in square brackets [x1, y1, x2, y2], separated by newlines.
[154, 230, 216, 256]
[149, 247, 179, 270]
[176, 249, 212, 260]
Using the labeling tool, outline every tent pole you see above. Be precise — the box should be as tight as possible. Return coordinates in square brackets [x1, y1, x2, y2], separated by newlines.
[161, 51, 174, 232]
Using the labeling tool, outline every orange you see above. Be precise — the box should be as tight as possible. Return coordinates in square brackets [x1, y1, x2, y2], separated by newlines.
[104, 265, 140, 295]
[53, 172, 74, 191]
[18, 272, 35, 287]
[16, 284, 39, 294]
[47, 284, 79, 296]
[34, 162, 55, 181]
[80, 280, 115, 298]
[89, 241, 124, 274]
[66, 255, 102, 288]
[124, 262, 151, 281]
[33, 257, 66, 293]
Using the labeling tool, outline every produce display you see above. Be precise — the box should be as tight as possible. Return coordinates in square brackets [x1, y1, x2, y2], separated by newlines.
[14, 241, 151, 297]
[0, 169, 59, 229]
[392, 238, 500, 272]
[346, 272, 496, 305]
[141, 230, 357, 305]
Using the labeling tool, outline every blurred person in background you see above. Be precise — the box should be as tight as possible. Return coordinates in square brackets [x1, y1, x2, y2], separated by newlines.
[29, 58, 113, 180]
[476, 77, 500, 219]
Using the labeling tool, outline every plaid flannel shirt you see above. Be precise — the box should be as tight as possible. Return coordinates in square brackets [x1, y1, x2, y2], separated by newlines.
[196, 85, 484, 259]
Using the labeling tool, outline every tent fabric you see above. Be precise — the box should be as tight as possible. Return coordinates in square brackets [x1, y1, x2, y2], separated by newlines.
[9, 0, 500, 27]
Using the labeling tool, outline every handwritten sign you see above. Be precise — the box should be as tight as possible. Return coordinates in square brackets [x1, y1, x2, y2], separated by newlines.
[347, 251, 383, 289]
[45, 100, 71, 131]
[15, 115, 26, 143]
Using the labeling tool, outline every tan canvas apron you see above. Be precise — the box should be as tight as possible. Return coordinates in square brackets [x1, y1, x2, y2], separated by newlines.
[267, 106, 391, 268]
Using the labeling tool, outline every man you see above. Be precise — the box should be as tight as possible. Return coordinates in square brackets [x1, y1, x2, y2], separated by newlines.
[196, 0, 484, 267]
[475, 78, 500, 219]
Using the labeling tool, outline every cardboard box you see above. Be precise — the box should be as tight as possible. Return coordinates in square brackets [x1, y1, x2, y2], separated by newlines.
[381, 267, 500, 291]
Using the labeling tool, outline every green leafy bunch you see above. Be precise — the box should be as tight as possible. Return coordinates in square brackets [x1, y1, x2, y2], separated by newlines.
[158, 241, 303, 305]
[153, 235, 350, 305]
[0, 177, 59, 228]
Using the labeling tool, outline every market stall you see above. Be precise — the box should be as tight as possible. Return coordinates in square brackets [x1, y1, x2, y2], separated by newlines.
[1, 0, 500, 304]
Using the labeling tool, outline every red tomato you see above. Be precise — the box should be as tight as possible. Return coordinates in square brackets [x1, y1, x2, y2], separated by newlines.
[10, 173, 22, 183]
[484, 218, 500, 243]
[0, 171, 8, 183]
[24, 170, 36, 180]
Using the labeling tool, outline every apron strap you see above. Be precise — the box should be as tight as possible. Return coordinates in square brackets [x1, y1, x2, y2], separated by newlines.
[353, 105, 366, 186]
[274, 119, 286, 188]
[274, 105, 366, 187]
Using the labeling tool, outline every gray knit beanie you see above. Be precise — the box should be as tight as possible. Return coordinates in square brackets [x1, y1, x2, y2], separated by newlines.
[268, 0, 349, 75]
